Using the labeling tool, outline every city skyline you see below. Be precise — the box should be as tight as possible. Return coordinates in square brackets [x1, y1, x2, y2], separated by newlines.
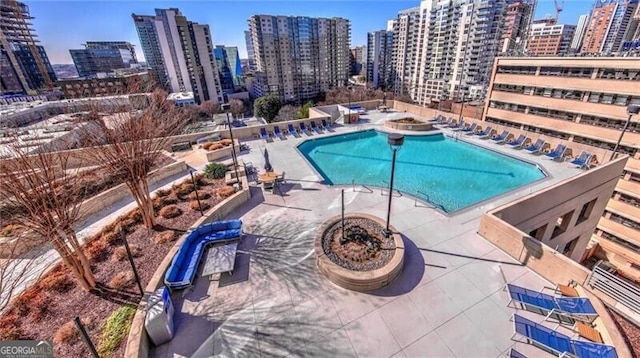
[26, 0, 594, 64]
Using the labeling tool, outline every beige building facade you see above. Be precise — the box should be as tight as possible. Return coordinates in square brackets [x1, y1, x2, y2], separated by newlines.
[483, 57, 640, 280]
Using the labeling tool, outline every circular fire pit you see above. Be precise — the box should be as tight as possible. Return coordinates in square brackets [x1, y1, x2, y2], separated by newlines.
[384, 117, 433, 131]
[315, 213, 404, 291]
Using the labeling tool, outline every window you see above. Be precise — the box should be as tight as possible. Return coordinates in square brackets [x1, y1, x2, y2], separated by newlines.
[577, 198, 597, 224]
[563, 237, 580, 256]
[529, 224, 547, 241]
[551, 211, 574, 239]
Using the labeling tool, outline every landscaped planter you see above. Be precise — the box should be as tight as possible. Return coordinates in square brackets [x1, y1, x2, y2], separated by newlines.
[203, 139, 240, 162]
[384, 117, 433, 131]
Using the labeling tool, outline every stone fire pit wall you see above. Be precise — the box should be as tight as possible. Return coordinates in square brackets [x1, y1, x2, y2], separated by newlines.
[315, 213, 405, 292]
[384, 118, 433, 131]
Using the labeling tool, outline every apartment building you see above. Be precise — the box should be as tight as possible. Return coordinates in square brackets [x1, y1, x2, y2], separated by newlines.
[392, 0, 507, 104]
[57, 70, 156, 99]
[500, 0, 536, 55]
[0, 0, 56, 94]
[69, 41, 138, 77]
[581, 0, 639, 54]
[366, 31, 393, 90]
[569, 14, 590, 54]
[482, 57, 640, 279]
[526, 19, 576, 56]
[350, 46, 366, 76]
[244, 30, 256, 71]
[132, 8, 223, 104]
[247, 15, 350, 102]
[214, 45, 243, 93]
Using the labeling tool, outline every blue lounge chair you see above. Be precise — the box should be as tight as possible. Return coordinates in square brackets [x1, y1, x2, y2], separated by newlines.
[260, 127, 269, 141]
[321, 119, 333, 131]
[572, 340, 618, 358]
[449, 120, 464, 129]
[429, 114, 444, 123]
[437, 117, 454, 127]
[310, 121, 322, 134]
[570, 151, 593, 169]
[475, 126, 494, 139]
[273, 126, 285, 140]
[545, 144, 567, 161]
[460, 122, 477, 133]
[507, 284, 598, 324]
[287, 124, 299, 137]
[300, 122, 312, 135]
[507, 134, 527, 149]
[524, 139, 545, 154]
[508, 348, 526, 358]
[491, 130, 510, 144]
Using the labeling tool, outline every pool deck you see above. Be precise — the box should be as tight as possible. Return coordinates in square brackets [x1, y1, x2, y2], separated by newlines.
[152, 110, 584, 357]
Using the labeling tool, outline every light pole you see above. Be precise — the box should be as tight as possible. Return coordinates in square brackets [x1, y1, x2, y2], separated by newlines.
[346, 86, 352, 124]
[221, 103, 241, 188]
[385, 133, 404, 237]
[610, 104, 640, 161]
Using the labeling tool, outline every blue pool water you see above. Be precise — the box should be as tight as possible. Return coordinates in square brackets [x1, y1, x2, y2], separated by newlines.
[297, 130, 546, 212]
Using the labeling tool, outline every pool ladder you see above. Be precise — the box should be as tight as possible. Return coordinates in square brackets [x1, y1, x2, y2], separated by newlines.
[381, 180, 402, 197]
[351, 179, 373, 193]
[414, 190, 446, 212]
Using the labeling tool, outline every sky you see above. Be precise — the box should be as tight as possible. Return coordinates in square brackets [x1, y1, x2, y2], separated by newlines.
[25, 0, 597, 64]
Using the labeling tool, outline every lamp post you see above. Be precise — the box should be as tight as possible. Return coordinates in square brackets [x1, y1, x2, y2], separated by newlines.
[385, 133, 404, 237]
[221, 103, 241, 188]
[346, 86, 352, 124]
[189, 170, 204, 216]
[610, 104, 640, 161]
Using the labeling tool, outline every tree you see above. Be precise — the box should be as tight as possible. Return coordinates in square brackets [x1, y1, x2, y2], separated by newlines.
[297, 101, 314, 119]
[229, 99, 246, 118]
[199, 100, 220, 118]
[80, 88, 191, 229]
[277, 105, 300, 122]
[254, 94, 281, 123]
[0, 141, 96, 291]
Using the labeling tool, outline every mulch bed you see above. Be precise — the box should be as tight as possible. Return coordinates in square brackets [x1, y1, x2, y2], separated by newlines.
[609, 309, 640, 358]
[0, 174, 231, 357]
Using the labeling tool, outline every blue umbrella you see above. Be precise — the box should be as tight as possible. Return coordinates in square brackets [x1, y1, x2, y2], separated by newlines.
[264, 148, 273, 172]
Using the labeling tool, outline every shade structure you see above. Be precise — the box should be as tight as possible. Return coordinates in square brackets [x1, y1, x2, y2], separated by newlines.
[264, 148, 273, 172]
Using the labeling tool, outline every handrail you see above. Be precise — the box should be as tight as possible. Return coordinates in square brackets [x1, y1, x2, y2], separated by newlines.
[380, 180, 402, 197]
[414, 190, 446, 212]
[351, 179, 373, 193]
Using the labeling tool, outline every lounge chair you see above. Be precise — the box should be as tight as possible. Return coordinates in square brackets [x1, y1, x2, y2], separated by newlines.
[460, 123, 477, 133]
[507, 134, 527, 149]
[475, 126, 494, 139]
[524, 139, 545, 154]
[570, 151, 593, 169]
[321, 119, 333, 131]
[437, 117, 454, 127]
[545, 144, 567, 161]
[491, 130, 510, 144]
[575, 322, 603, 343]
[260, 128, 270, 141]
[508, 349, 526, 358]
[511, 314, 618, 358]
[273, 126, 285, 140]
[300, 122, 312, 135]
[543, 283, 579, 297]
[429, 114, 444, 123]
[449, 120, 464, 129]
[287, 124, 299, 137]
[506, 284, 598, 324]
[310, 121, 322, 134]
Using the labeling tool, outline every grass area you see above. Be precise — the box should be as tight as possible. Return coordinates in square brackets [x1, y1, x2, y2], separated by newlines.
[97, 306, 136, 358]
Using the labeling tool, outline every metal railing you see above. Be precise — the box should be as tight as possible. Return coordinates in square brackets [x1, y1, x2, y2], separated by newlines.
[380, 180, 402, 197]
[414, 190, 447, 212]
[588, 260, 640, 314]
[351, 179, 373, 193]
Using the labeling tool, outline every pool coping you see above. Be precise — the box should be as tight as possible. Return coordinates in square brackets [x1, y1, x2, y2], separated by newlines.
[294, 127, 553, 217]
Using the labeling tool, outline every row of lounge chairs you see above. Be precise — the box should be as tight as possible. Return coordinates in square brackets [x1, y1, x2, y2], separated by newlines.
[506, 283, 618, 358]
[434, 116, 594, 169]
[260, 120, 333, 141]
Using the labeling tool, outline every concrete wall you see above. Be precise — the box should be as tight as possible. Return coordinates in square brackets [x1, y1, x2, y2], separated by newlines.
[479, 156, 627, 266]
[124, 173, 251, 358]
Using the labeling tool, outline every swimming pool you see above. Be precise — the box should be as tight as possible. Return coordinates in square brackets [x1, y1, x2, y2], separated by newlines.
[297, 130, 546, 213]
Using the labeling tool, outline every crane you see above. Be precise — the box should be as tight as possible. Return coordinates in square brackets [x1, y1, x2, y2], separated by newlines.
[553, 0, 564, 23]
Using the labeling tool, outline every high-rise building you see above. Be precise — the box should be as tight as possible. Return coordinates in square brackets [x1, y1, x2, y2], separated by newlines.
[350, 46, 365, 76]
[0, 0, 56, 95]
[500, 0, 536, 55]
[622, 6, 640, 51]
[569, 14, 590, 54]
[214, 45, 243, 93]
[483, 57, 640, 280]
[244, 30, 256, 71]
[581, 0, 639, 54]
[366, 31, 393, 90]
[132, 8, 223, 104]
[526, 19, 576, 56]
[70, 41, 138, 77]
[392, 0, 507, 104]
[247, 15, 350, 103]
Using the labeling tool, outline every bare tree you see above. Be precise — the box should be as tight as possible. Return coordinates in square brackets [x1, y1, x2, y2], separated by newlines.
[229, 99, 246, 118]
[200, 100, 220, 118]
[0, 143, 95, 291]
[276, 105, 300, 122]
[80, 89, 191, 229]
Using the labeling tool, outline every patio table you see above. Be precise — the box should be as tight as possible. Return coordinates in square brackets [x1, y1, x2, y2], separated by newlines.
[202, 242, 238, 280]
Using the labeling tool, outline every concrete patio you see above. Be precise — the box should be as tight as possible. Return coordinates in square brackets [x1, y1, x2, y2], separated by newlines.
[151, 111, 585, 357]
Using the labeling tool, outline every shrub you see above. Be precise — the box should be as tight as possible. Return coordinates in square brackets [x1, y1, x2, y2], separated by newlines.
[155, 189, 171, 197]
[217, 186, 236, 199]
[126, 209, 143, 224]
[39, 270, 75, 293]
[13, 288, 39, 316]
[96, 306, 136, 358]
[0, 223, 20, 237]
[108, 271, 134, 289]
[102, 230, 121, 245]
[204, 162, 227, 179]
[86, 239, 109, 262]
[0, 314, 24, 340]
[201, 142, 213, 151]
[209, 143, 224, 151]
[187, 190, 211, 200]
[112, 245, 141, 261]
[153, 231, 176, 244]
[220, 139, 233, 146]
[159, 205, 182, 219]
[28, 293, 51, 322]
[53, 320, 89, 344]
[189, 200, 211, 212]
[153, 196, 178, 211]
[175, 183, 195, 197]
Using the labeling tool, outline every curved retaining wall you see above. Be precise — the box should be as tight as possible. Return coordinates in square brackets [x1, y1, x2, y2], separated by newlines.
[124, 173, 250, 358]
[315, 213, 405, 292]
[384, 119, 433, 131]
